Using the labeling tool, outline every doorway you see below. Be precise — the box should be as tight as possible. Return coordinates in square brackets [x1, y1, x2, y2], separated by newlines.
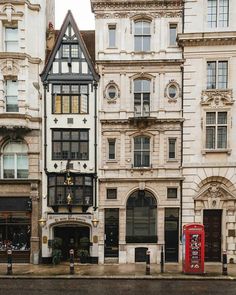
[165, 208, 179, 262]
[54, 225, 89, 260]
[203, 210, 222, 262]
[105, 208, 119, 257]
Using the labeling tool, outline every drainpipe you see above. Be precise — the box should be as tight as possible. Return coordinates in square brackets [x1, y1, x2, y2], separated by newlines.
[43, 82, 48, 172]
[93, 81, 98, 211]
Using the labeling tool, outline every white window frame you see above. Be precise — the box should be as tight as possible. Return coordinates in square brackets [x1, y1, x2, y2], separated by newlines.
[108, 139, 116, 160]
[133, 135, 150, 168]
[108, 24, 116, 48]
[134, 20, 151, 52]
[134, 79, 151, 117]
[207, 0, 229, 28]
[168, 138, 177, 160]
[5, 79, 19, 112]
[169, 23, 177, 46]
[5, 26, 18, 52]
[207, 60, 228, 89]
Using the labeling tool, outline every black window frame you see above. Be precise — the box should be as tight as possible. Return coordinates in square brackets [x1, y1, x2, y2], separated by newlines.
[52, 129, 89, 160]
[106, 188, 117, 200]
[108, 139, 116, 160]
[47, 173, 93, 207]
[52, 84, 89, 114]
[167, 187, 178, 199]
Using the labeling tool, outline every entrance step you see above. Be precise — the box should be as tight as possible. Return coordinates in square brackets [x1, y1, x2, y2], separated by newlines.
[104, 257, 119, 264]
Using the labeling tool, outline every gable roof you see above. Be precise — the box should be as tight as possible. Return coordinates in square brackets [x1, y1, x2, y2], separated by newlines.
[40, 10, 99, 82]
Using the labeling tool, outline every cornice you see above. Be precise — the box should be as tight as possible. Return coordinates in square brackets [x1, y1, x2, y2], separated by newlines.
[0, 52, 42, 64]
[94, 10, 182, 19]
[0, 0, 41, 11]
[178, 31, 236, 47]
[0, 113, 42, 123]
[100, 118, 184, 125]
[96, 59, 184, 67]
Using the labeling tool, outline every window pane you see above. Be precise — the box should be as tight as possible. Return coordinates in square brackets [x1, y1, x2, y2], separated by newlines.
[108, 140, 115, 160]
[167, 188, 178, 198]
[3, 155, 14, 178]
[169, 138, 176, 159]
[218, 61, 228, 89]
[169, 24, 177, 45]
[206, 112, 216, 124]
[143, 36, 150, 51]
[207, 62, 216, 89]
[80, 131, 88, 140]
[80, 142, 88, 159]
[109, 25, 116, 47]
[62, 142, 69, 159]
[80, 94, 88, 113]
[53, 95, 61, 113]
[17, 155, 28, 178]
[52, 142, 61, 159]
[217, 126, 227, 148]
[71, 142, 79, 159]
[62, 96, 70, 113]
[206, 126, 215, 149]
[71, 131, 79, 140]
[71, 44, 79, 57]
[208, 0, 217, 28]
[71, 96, 79, 113]
[219, 0, 229, 27]
[5, 28, 18, 51]
[62, 131, 70, 140]
[218, 112, 227, 124]
[62, 44, 69, 57]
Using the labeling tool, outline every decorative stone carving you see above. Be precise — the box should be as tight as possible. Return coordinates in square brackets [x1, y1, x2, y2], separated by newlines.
[201, 89, 234, 107]
[95, 11, 182, 19]
[46, 22, 56, 51]
[104, 80, 120, 103]
[0, 59, 19, 77]
[164, 79, 180, 103]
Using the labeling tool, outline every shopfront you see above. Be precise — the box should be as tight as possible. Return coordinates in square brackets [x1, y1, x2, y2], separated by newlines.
[0, 197, 31, 262]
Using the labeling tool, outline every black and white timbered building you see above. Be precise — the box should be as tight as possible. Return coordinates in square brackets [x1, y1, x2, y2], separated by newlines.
[40, 11, 99, 263]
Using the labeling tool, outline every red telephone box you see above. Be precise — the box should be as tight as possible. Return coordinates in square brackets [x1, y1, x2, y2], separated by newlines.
[182, 223, 205, 274]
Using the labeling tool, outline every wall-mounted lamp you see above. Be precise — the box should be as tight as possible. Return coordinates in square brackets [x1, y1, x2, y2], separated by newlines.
[92, 217, 99, 228]
[39, 217, 46, 228]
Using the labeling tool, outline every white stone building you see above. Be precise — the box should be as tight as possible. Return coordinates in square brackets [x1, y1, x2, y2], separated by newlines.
[179, 0, 236, 262]
[0, 0, 54, 263]
[91, 0, 184, 263]
[40, 11, 100, 263]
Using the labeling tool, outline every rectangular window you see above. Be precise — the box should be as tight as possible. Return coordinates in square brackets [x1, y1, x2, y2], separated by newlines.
[207, 61, 228, 89]
[52, 84, 89, 114]
[5, 80, 18, 112]
[5, 27, 18, 52]
[169, 24, 177, 46]
[107, 188, 117, 200]
[208, 0, 229, 28]
[167, 188, 178, 199]
[108, 139, 116, 160]
[134, 21, 151, 51]
[52, 129, 89, 160]
[168, 138, 176, 159]
[61, 44, 79, 58]
[108, 25, 116, 47]
[134, 136, 150, 167]
[206, 111, 227, 149]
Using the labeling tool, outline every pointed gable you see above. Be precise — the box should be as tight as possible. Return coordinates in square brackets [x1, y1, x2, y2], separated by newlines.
[41, 10, 99, 82]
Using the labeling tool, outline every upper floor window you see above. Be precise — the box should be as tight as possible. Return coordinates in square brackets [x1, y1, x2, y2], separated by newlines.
[52, 84, 88, 114]
[134, 20, 151, 51]
[134, 79, 150, 117]
[5, 27, 18, 52]
[208, 0, 229, 28]
[5, 80, 18, 112]
[134, 136, 150, 167]
[2, 141, 28, 179]
[108, 24, 116, 47]
[169, 24, 177, 46]
[206, 111, 227, 149]
[52, 129, 89, 160]
[168, 138, 177, 159]
[207, 61, 228, 89]
[108, 139, 116, 160]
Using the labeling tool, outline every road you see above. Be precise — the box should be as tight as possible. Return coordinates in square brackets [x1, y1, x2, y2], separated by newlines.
[0, 279, 235, 295]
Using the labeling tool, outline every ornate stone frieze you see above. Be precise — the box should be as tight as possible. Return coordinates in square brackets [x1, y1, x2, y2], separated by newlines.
[0, 1, 40, 12]
[201, 89, 234, 107]
[95, 10, 182, 19]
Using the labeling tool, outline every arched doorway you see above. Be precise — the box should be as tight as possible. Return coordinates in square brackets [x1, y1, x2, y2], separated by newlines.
[126, 190, 157, 243]
[53, 224, 90, 260]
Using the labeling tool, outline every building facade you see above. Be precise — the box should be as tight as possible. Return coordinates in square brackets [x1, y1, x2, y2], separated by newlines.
[179, 0, 236, 262]
[0, 0, 54, 263]
[40, 11, 100, 263]
[91, 0, 184, 263]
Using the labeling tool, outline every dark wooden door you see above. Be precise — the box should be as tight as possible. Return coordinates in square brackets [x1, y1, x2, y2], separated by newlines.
[165, 208, 179, 262]
[203, 210, 222, 262]
[105, 208, 119, 257]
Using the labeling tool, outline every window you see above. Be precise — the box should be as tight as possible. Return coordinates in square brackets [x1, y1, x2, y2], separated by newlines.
[126, 190, 157, 243]
[207, 61, 228, 89]
[52, 84, 88, 114]
[107, 188, 117, 200]
[108, 139, 116, 160]
[134, 20, 151, 51]
[208, 0, 229, 28]
[206, 112, 227, 149]
[169, 24, 177, 46]
[134, 136, 150, 167]
[108, 25, 116, 47]
[48, 174, 93, 206]
[167, 188, 178, 199]
[134, 79, 150, 117]
[5, 27, 18, 52]
[2, 141, 28, 179]
[168, 138, 176, 159]
[5, 80, 18, 112]
[52, 129, 89, 160]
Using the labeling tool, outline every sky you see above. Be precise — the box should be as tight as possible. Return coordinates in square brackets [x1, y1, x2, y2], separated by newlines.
[55, 0, 95, 30]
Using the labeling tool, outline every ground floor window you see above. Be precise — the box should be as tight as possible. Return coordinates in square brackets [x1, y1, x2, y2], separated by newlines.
[0, 212, 31, 251]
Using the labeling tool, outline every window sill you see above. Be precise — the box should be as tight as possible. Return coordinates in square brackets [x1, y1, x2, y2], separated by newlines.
[202, 149, 231, 155]
[107, 160, 118, 163]
[167, 159, 178, 162]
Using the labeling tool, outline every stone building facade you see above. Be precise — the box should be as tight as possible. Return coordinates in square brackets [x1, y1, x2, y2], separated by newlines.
[179, 0, 236, 262]
[0, 0, 54, 263]
[91, 0, 184, 263]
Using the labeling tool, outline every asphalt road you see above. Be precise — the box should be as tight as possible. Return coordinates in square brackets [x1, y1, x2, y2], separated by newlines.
[0, 279, 235, 295]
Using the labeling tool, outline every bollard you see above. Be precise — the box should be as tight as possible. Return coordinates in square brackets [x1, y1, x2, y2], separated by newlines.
[7, 249, 13, 275]
[160, 245, 164, 273]
[222, 251, 228, 275]
[69, 249, 74, 275]
[146, 249, 150, 275]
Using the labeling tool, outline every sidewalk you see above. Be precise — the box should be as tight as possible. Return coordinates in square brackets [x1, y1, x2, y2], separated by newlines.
[0, 262, 236, 279]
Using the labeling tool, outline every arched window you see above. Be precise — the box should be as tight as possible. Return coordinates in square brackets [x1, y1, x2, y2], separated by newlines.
[134, 20, 151, 51]
[134, 136, 150, 167]
[126, 190, 157, 243]
[134, 79, 150, 117]
[2, 141, 28, 179]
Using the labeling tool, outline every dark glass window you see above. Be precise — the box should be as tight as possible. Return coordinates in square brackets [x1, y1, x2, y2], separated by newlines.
[107, 188, 117, 200]
[108, 139, 116, 160]
[52, 84, 89, 114]
[168, 138, 176, 159]
[207, 61, 228, 89]
[167, 188, 178, 199]
[52, 129, 89, 160]
[126, 190, 157, 243]
[48, 173, 93, 206]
